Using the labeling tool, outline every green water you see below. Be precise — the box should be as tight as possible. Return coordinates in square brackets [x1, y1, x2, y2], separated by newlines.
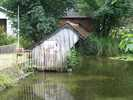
[1, 57, 133, 100]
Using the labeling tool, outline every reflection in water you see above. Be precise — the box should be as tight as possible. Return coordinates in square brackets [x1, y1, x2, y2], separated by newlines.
[1, 57, 133, 100]
[33, 82, 74, 100]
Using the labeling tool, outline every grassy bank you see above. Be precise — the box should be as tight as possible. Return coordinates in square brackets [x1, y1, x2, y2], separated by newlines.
[109, 54, 133, 61]
[0, 74, 13, 90]
[0, 67, 33, 92]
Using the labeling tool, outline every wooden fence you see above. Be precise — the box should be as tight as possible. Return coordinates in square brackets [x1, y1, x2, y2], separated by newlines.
[0, 44, 16, 54]
[0, 44, 68, 71]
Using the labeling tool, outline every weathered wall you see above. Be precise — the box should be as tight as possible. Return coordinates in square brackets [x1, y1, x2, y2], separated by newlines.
[32, 27, 79, 70]
[0, 11, 15, 35]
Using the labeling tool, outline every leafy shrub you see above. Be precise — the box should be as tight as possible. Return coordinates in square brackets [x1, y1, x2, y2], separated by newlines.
[119, 27, 133, 53]
[20, 36, 32, 49]
[0, 32, 16, 46]
[67, 49, 80, 68]
[79, 34, 120, 56]
[0, 74, 13, 87]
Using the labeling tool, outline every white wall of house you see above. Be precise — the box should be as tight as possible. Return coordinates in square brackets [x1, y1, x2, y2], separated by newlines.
[32, 27, 79, 70]
[0, 11, 15, 35]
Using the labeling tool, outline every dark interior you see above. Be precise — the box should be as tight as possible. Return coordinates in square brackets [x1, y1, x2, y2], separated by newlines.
[0, 19, 7, 32]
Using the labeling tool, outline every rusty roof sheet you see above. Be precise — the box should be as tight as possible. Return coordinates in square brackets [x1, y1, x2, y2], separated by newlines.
[64, 21, 89, 39]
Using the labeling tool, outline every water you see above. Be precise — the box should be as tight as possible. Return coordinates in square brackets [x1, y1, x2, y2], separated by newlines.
[1, 56, 133, 100]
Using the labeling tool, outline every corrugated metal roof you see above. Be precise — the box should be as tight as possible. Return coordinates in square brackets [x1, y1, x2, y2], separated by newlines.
[64, 21, 89, 39]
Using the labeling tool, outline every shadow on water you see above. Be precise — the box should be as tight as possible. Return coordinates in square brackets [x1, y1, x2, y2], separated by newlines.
[1, 56, 133, 100]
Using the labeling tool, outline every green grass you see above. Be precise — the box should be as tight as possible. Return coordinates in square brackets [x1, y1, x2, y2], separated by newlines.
[0, 74, 13, 88]
[109, 54, 133, 61]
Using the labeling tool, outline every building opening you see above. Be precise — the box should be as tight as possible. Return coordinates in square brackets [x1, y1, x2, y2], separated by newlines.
[0, 19, 7, 33]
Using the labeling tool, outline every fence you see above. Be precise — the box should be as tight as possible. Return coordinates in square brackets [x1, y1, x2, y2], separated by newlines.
[0, 44, 16, 54]
[0, 44, 17, 70]
[19, 48, 67, 72]
[0, 44, 32, 71]
[0, 45, 67, 72]
[0, 43, 73, 72]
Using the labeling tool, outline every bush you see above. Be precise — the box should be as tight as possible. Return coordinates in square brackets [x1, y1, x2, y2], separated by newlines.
[0, 74, 13, 87]
[67, 49, 80, 68]
[119, 27, 133, 53]
[20, 36, 32, 49]
[79, 34, 120, 56]
[0, 32, 16, 46]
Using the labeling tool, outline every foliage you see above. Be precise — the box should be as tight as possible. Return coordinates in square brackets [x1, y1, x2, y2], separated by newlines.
[67, 48, 80, 68]
[0, 32, 16, 46]
[0, 74, 13, 87]
[119, 27, 133, 53]
[110, 54, 133, 61]
[76, 0, 133, 37]
[20, 36, 32, 48]
[78, 34, 120, 56]
[3, 0, 75, 43]
[0, 0, 6, 5]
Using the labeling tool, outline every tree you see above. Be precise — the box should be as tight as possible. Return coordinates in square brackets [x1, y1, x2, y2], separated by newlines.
[77, 0, 133, 37]
[3, 0, 75, 43]
[0, 0, 6, 5]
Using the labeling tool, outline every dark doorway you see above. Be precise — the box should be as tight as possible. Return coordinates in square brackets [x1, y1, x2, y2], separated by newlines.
[0, 19, 7, 32]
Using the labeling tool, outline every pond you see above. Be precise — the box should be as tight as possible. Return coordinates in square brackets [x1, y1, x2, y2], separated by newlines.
[1, 56, 133, 100]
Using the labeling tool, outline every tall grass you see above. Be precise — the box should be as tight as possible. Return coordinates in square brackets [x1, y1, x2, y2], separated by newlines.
[79, 34, 120, 56]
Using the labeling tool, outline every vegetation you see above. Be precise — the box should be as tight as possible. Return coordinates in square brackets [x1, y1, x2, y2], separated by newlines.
[0, 74, 13, 88]
[3, 0, 75, 44]
[74, 0, 133, 59]
[78, 34, 119, 56]
[19, 36, 32, 49]
[67, 48, 80, 69]
[0, 33, 16, 46]
[76, 0, 133, 37]
[0, 0, 6, 5]
[0, 0, 133, 67]
[0, 27, 16, 46]
[119, 27, 133, 53]
[110, 54, 133, 61]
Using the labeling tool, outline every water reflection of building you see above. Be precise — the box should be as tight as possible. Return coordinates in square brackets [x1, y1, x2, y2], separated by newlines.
[32, 81, 74, 100]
